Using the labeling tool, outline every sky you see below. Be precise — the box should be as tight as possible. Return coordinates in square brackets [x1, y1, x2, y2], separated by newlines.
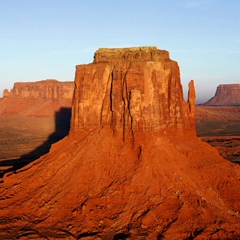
[0, 0, 239, 103]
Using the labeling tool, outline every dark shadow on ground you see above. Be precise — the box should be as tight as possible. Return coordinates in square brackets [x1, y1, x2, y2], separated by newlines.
[0, 107, 71, 179]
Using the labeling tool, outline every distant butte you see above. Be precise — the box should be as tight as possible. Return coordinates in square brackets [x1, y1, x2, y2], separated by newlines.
[204, 84, 240, 106]
[0, 47, 239, 239]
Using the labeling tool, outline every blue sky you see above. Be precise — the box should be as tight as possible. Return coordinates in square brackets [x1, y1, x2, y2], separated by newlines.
[0, 0, 239, 103]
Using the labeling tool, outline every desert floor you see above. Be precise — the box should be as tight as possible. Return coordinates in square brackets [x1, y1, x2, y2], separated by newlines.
[0, 111, 71, 178]
[196, 106, 240, 164]
[0, 105, 239, 179]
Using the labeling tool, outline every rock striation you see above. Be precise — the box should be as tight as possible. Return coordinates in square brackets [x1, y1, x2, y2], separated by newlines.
[204, 84, 240, 106]
[0, 47, 240, 239]
[71, 47, 196, 138]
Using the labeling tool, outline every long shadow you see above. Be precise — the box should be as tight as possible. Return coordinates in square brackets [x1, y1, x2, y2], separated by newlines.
[0, 107, 71, 179]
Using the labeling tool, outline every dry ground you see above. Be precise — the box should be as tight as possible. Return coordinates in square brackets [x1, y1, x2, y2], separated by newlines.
[0, 111, 71, 178]
[196, 106, 240, 164]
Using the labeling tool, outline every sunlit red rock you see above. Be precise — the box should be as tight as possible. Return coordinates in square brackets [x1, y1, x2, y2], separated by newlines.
[71, 47, 196, 136]
[0, 47, 239, 239]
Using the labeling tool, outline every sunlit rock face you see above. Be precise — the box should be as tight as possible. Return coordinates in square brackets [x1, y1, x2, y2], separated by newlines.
[0, 47, 240, 240]
[204, 84, 240, 106]
[71, 47, 196, 138]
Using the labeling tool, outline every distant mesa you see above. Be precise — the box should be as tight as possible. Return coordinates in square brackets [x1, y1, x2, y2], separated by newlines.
[204, 84, 240, 106]
[2, 79, 74, 100]
[0, 79, 74, 117]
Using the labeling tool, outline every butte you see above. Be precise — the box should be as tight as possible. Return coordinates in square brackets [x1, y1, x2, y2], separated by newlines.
[0, 47, 239, 239]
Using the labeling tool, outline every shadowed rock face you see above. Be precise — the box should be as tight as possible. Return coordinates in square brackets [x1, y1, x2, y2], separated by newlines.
[204, 84, 240, 106]
[0, 47, 240, 239]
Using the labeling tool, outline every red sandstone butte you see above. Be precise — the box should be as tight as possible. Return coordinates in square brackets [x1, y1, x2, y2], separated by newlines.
[204, 84, 240, 106]
[0, 47, 239, 239]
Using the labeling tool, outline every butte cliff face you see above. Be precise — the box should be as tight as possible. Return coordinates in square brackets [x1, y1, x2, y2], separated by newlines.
[71, 47, 196, 138]
[204, 84, 240, 106]
[0, 47, 240, 239]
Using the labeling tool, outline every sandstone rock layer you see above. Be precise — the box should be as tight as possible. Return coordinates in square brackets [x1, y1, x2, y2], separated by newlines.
[71, 47, 196, 137]
[0, 47, 240, 239]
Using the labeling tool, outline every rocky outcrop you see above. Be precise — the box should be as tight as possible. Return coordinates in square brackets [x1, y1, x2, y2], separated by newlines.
[94, 47, 170, 63]
[71, 47, 196, 138]
[0, 47, 240, 239]
[2, 89, 10, 97]
[204, 84, 240, 106]
[3, 79, 74, 100]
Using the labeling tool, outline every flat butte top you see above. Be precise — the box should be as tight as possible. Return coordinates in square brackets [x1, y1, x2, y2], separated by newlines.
[94, 46, 170, 63]
[13, 80, 74, 86]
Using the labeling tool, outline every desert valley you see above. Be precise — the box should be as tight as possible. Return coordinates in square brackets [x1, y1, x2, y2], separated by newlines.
[196, 84, 240, 164]
[0, 47, 240, 239]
